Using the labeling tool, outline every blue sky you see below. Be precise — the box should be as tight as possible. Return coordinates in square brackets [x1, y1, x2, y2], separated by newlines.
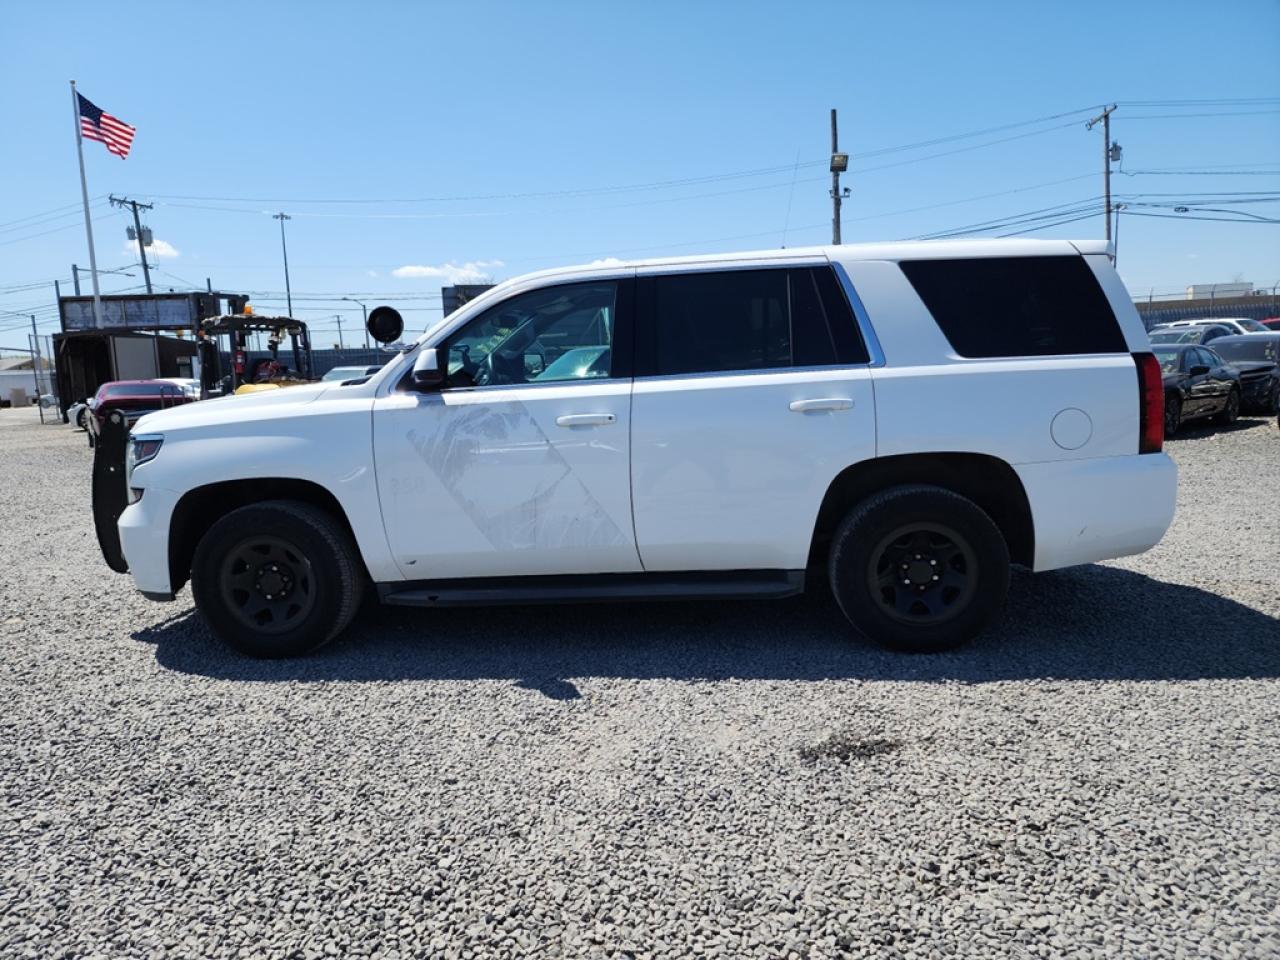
[2, 0, 1278, 344]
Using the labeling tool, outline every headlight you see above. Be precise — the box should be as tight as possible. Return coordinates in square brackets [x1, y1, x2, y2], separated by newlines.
[125, 434, 163, 503]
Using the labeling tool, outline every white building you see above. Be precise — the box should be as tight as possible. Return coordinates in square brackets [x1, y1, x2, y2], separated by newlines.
[1186, 282, 1253, 300]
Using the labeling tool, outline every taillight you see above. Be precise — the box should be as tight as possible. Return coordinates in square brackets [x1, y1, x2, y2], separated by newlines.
[1134, 352, 1164, 454]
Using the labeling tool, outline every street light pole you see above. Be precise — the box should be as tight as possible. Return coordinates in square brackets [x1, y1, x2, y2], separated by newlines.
[273, 212, 293, 318]
[342, 297, 370, 349]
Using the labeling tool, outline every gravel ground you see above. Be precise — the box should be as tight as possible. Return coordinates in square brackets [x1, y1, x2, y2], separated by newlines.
[1, 406, 1277, 960]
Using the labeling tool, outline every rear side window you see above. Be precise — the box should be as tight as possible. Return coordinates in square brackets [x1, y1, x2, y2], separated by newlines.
[899, 256, 1127, 358]
[638, 267, 868, 376]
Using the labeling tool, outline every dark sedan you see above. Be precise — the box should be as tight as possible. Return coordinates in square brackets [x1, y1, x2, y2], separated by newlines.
[1151, 344, 1241, 436]
[1208, 333, 1280, 414]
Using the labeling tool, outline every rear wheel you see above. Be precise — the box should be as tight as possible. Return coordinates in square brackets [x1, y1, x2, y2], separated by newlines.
[828, 485, 1009, 653]
[191, 500, 364, 658]
[1164, 394, 1182, 437]
[1215, 387, 1240, 425]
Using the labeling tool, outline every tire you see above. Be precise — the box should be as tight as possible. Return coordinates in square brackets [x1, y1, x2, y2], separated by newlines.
[191, 500, 364, 658]
[1215, 387, 1240, 425]
[828, 484, 1009, 653]
[1164, 394, 1181, 438]
[75, 408, 87, 431]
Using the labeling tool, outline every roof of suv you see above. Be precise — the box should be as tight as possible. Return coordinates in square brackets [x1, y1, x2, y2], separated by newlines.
[492, 238, 1113, 290]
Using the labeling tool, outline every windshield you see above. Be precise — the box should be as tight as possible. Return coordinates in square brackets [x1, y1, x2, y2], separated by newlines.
[1212, 338, 1278, 363]
[1150, 329, 1202, 344]
[1237, 318, 1269, 333]
[104, 382, 182, 397]
[1151, 347, 1182, 373]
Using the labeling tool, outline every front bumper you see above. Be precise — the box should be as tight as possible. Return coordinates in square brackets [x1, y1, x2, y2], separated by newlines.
[118, 487, 181, 598]
[1240, 377, 1277, 413]
[1015, 452, 1178, 572]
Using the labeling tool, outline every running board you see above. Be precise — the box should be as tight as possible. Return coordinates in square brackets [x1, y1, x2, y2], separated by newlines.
[378, 569, 805, 607]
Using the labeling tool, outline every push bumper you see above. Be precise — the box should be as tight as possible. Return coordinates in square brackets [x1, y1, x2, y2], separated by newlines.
[1015, 453, 1177, 572]
[118, 487, 181, 598]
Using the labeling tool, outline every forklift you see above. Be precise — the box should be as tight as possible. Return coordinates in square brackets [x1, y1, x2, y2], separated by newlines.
[198, 308, 315, 397]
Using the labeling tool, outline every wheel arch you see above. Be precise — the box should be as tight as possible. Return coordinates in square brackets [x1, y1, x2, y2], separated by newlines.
[808, 452, 1035, 569]
[168, 478, 366, 594]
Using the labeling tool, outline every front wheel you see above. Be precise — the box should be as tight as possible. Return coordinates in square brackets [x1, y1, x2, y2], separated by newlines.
[828, 485, 1009, 653]
[191, 500, 364, 658]
[1215, 388, 1240, 425]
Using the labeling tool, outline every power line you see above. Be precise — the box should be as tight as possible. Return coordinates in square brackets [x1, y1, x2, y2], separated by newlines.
[1122, 109, 1280, 120]
[0, 196, 105, 232]
[1121, 210, 1280, 224]
[134, 106, 1102, 207]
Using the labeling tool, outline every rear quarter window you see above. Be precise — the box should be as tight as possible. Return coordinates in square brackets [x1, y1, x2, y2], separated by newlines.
[899, 256, 1128, 358]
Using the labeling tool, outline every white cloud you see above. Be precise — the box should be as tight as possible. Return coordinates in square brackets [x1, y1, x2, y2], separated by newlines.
[122, 238, 180, 259]
[589, 257, 625, 267]
[365, 269, 378, 278]
[392, 259, 503, 283]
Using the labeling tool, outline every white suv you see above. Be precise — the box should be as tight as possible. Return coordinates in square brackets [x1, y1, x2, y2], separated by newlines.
[96, 238, 1177, 658]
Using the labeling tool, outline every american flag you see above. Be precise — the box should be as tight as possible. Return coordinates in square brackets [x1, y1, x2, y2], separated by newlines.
[77, 93, 135, 159]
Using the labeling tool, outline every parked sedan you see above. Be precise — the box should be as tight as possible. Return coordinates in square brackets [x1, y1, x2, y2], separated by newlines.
[1151, 344, 1241, 436]
[86, 379, 196, 444]
[1150, 323, 1238, 346]
[1151, 317, 1271, 336]
[1208, 333, 1280, 414]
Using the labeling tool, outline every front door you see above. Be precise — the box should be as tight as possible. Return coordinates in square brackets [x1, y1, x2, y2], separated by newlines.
[372, 278, 642, 580]
[629, 263, 877, 572]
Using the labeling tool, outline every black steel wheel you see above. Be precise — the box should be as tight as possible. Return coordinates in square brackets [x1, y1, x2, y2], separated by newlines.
[829, 485, 1009, 653]
[192, 500, 364, 658]
[1215, 388, 1240, 425]
[218, 535, 318, 635]
[1164, 394, 1181, 438]
[868, 523, 979, 626]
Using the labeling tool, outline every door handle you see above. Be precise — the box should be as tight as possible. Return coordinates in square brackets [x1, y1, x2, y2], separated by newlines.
[555, 413, 616, 427]
[789, 397, 854, 413]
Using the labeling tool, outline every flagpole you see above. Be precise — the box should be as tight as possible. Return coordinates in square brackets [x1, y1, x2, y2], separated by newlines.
[69, 79, 103, 329]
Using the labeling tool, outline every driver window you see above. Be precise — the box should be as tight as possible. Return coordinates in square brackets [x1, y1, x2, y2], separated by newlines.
[443, 282, 617, 389]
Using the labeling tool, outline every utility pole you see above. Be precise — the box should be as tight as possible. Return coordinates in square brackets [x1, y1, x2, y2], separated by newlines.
[71, 265, 80, 295]
[1086, 105, 1118, 245]
[273, 212, 294, 318]
[335, 314, 345, 351]
[829, 109, 850, 245]
[109, 195, 154, 293]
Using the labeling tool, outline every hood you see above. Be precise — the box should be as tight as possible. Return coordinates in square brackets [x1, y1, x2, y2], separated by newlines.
[133, 381, 333, 434]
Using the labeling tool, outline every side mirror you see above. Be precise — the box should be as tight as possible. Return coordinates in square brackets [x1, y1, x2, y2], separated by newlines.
[367, 306, 404, 345]
[1189, 364, 1210, 376]
[412, 347, 445, 390]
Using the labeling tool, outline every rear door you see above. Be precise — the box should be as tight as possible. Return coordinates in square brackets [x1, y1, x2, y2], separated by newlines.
[629, 263, 876, 572]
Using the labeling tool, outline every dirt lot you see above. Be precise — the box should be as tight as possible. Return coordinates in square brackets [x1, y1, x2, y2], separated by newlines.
[1, 406, 1277, 959]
